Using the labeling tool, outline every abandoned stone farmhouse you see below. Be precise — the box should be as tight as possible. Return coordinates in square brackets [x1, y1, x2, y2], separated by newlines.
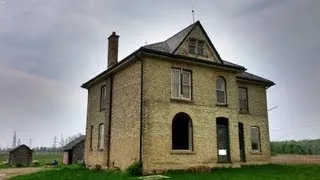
[81, 21, 275, 173]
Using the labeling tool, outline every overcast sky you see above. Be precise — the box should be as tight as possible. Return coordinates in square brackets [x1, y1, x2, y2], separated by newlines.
[0, 0, 319, 148]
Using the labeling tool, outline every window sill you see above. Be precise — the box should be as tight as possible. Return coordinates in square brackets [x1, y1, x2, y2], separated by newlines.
[216, 103, 228, 107]
[171, 98, 194, 104]
[250, 151, 262, 155]
[171, 150, 195, 154]
[239, 110, 249, 114]
[98, 149, 104, 151]
[99, 108, 105, 112]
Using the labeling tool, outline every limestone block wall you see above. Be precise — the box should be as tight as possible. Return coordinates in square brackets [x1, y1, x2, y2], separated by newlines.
[141, 56, 270, 173]
[109, 61, 141, 169]
[84, 80, 109, 167]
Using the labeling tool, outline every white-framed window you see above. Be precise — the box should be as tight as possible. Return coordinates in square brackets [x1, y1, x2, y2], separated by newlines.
[171, 68, 192, 100]
[216, 76, 227, 104]
[239, 87, 248, 112]
[251, 126, 261, 152]
[100, 85, 106, 110]
[98, 123, 105, 150]
[188, 38, 205, 55]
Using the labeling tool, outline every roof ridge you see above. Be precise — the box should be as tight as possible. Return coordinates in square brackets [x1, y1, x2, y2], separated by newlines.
[164, 21, 199, 43]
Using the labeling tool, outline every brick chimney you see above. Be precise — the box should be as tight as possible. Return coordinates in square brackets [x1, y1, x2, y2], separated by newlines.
[108, 32, 119, 68]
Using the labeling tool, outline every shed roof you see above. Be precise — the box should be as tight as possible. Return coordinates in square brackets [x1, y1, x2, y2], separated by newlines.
[9, 144, 32, 153]
[61, 135, 85, 151]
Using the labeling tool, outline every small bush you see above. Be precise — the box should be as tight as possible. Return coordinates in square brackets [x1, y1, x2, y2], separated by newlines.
[31, 160, 40, 167]
[187, 165, 212, 172]
[15, 163, 24, 167]
[92, 164, 103, 172]
[126, 161, 142, 176]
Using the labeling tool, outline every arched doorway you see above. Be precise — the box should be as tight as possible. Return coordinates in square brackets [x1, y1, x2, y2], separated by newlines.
[172, 112, 193, 150]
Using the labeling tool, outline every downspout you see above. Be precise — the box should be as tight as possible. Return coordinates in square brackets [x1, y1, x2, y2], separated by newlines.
[136, 53, 144, 164]
[107, 76, 113, 167]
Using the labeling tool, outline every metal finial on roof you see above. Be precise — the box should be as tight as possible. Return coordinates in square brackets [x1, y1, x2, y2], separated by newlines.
[192, 10, 195, 22]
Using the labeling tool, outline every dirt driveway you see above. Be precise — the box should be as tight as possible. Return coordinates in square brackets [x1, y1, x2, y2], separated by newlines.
[0, 167, 41, 180]
[272, 154, 320, 165]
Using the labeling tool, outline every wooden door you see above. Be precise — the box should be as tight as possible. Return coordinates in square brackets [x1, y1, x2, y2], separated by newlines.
[216, 118, 230, 162]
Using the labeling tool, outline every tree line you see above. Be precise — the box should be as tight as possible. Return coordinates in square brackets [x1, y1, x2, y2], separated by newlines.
[271, 139, 320, 155]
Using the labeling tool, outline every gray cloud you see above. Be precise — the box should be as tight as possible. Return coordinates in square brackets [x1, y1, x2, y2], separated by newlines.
[0, 0, 319, 147]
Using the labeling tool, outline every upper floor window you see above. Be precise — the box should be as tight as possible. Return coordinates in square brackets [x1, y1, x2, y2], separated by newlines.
[251, 126, 261, 152]
[98, 123, 105, 150]
[239, 87, 248, 112]
[100, 85, 106, 110]
[171, 68, 192, 100]
[216, 77, 227, 104]
[188, 38, 205, 55]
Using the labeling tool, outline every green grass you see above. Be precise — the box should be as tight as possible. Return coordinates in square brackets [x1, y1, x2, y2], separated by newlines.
[0, 152, 9, 163]
[10, 164, 320, 180]
[32, 152, 62, 165]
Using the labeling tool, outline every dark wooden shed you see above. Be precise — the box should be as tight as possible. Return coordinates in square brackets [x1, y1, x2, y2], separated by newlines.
[9, 144, 33, 166]
[61, 135, 85, 165]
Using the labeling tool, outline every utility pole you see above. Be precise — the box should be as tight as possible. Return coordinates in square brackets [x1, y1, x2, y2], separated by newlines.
[12, 131, 16, 148]
[53, 136, 57, 149]
[17, 138, 21, 146]
[60, 134, 64, 147]
[29, 138, 32, 148]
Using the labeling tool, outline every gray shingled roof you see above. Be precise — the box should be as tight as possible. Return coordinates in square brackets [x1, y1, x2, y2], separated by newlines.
[237, 72, 275, 86]
[82, 21, 274, 88]
[144, 22, 197, 54]
[61, 135, 85, 151]
[10, 144, 32, 152]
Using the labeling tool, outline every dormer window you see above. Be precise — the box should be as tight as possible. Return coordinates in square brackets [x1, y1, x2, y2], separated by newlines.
[188, 38, 205, 55]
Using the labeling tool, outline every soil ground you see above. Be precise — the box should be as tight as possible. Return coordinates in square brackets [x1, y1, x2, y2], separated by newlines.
[271, 154, 320, 165]
[0, 167, 41, 180]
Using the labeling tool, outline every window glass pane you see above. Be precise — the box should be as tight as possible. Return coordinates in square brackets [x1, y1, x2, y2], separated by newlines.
[182, 85, 191, 99]
[189, 39, 196, 53]
[216, 77, 225, 91]
[217, 90, 226, 104]
[197, 41, 204, 55]
[189, 39, 196, 46]
[171, 69, 180, 98]
[182, 71, 191, 86]
[172, 84, 180, 98]
[99, 124, 104, 149]
[251, 127, 260, 151]
[171, 69, 180, 84]
[239, 88, 248, 111]
[189, 46, 196, 54]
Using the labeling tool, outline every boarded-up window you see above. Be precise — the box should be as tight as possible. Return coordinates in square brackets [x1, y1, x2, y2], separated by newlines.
[188, 39, 196, 54]
[90, 125, 93, 150]
[251, 127, 261, 151]
[171, 68, 192, 100]
[100, 85, 106, 110]
[239, 87, 248, 112]
[216, 77, 226, 104]
[98, 124, 104, 150]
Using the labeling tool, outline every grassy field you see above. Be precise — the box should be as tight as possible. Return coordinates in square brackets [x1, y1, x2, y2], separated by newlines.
[10, 164, 320, 180]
